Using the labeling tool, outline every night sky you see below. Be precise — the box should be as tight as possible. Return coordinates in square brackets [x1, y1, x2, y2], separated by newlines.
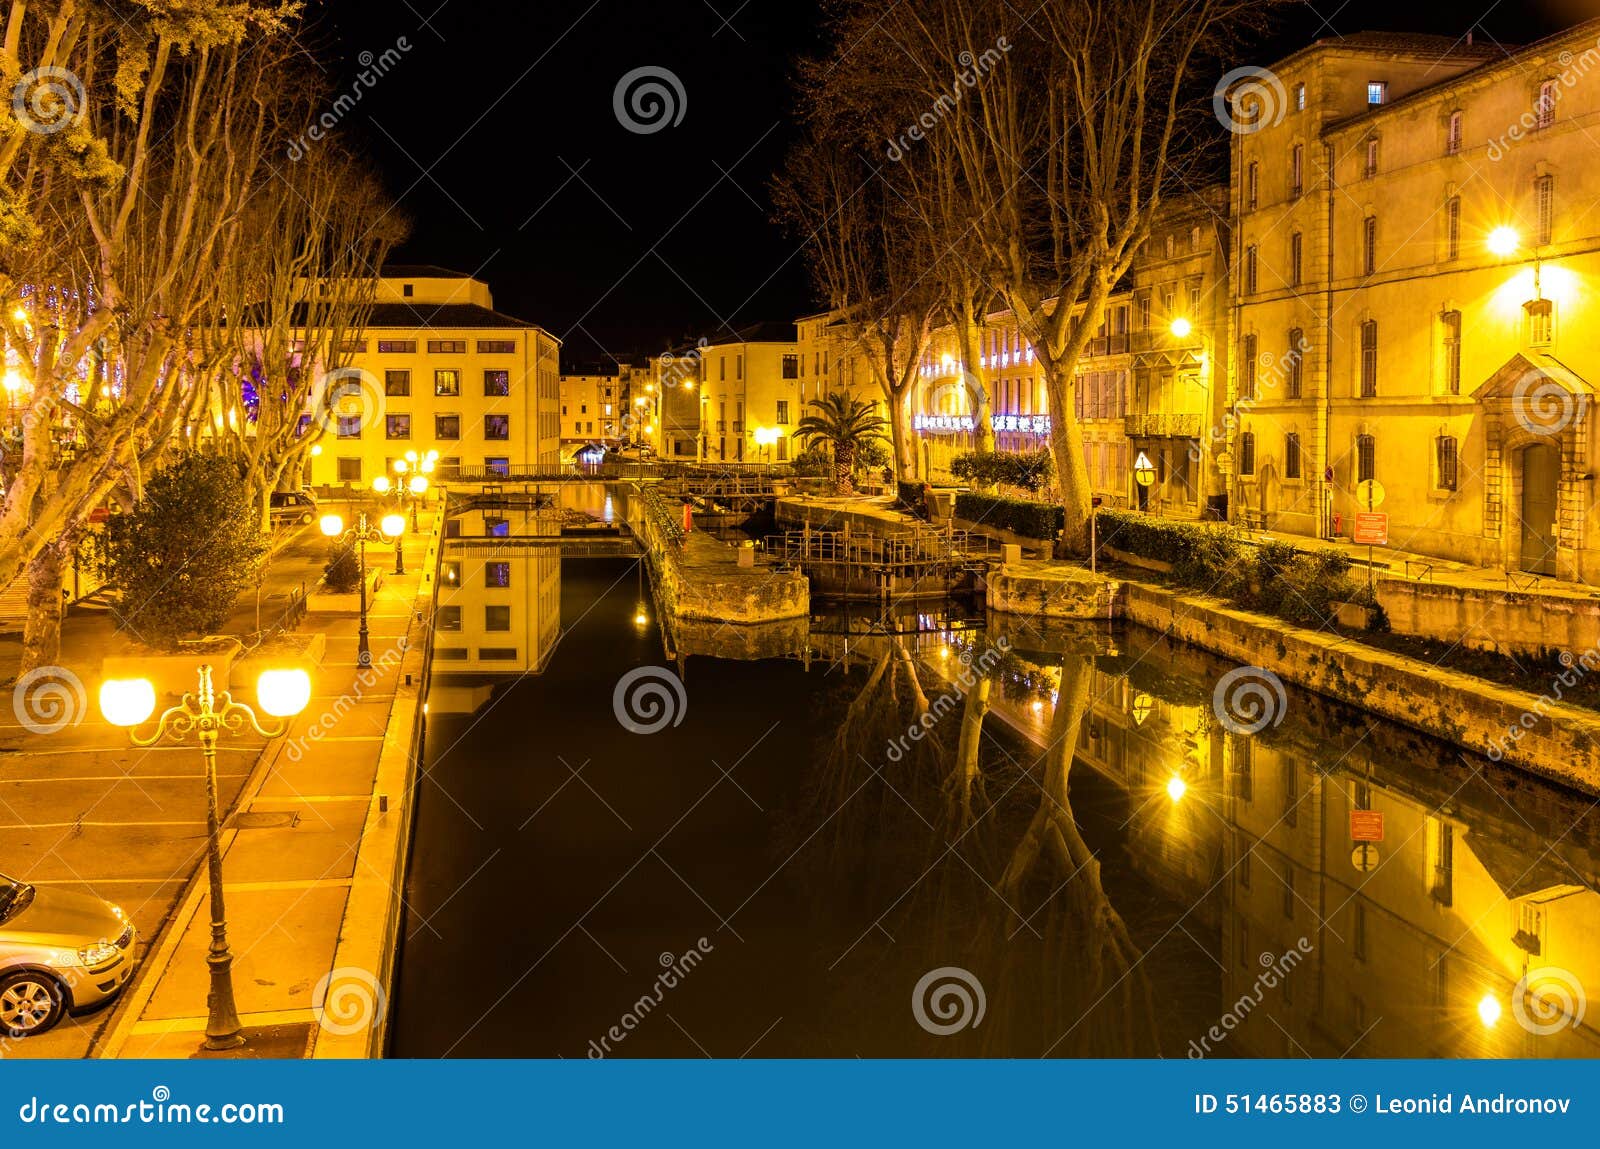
[321, 0, 1589, 368]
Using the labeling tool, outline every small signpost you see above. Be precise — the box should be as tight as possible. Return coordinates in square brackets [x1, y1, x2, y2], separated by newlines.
[1353, 479, 1387, 590]
[1351, 844, 1381, 872]
[1350, 809, 1385, 842]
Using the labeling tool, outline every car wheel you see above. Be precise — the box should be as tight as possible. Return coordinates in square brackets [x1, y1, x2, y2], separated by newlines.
[300, 511, 313, 525]
[0, 971, 66, 1038]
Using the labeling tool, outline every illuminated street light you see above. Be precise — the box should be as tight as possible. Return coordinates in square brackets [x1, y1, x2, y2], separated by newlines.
[371, 475, 392, 495]
[100, 664, 309, 1051]
[1166, 776, 1188, 802]
[1478, 994, 1502, 1026]
[1487, 226, 1520, 257]
[1169, 316, 1193, 338]
[320, 511, 402, 666]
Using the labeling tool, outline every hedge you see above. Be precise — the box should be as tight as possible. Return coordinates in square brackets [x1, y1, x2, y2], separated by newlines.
[949, 448, 1054, 494]
[955, 491, 1065, 539]
[897, 480, 928, 519]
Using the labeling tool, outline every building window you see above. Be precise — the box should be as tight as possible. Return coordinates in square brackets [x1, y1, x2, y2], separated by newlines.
[1289, 232, 1302, 287]
[1285, 432, 1302, 479]
[1295, 82, 1306, 110]
[479, 648, 518, 662]
[1244, 245, 1258, 294]
[1437, 435, 1459, 491]
[1446, 196, 1460, 259]
[1365, 136, 1379, 177]
[485, 456, 510, 477]
[384, 370, 411, 397]
[1536, 174, 1554, 245]
[1238, 847, 1251, 889]
[1442, 310, 1462, 394]
[1246, 161, 1258, 210]
[485, 605, 511, 632]
[776, 399, 790, 424]
[477, 340, 516, 354]
[484, 369, 510, 397]
[1360, 319, 1378, 396]
[1367, 81, 1387, 105]
[781, 354, 799, 379]
[1356, 434, 1376, 483]
[336, 415, 362, 439]
[1239, 431, 1255, 476]
[428, 339, 467, 354]
[1291, 144, 1303, 196]
[1233, 736, 1254, 799]
[1137, 294, 1151, 329]
[484, 413, 510, 440]
[1446, 110, 1462, 154]
[435, 369, 461, 397]
[436, 414, 460, 440]
[1362, 215, 1377, 276]
[377, 339, 416, 354]
[1537, 80, 1557, 129]
[1286, 329, 1303, 398]
[1241, 334, 1257, 400]
[485, 562, 511, 589]
[336, 457, 361, 482]
[1526, 297, 1554, 345]
[1282, 861, 1296, 916]
[1353, 903, 1368, 961]
[385, 413, 411, 440]
[401, 284, 414, 298]
[437, 606, 462, 631]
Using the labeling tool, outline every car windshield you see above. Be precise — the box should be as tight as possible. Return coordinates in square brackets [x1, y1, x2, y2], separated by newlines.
[0, 874, 36, 924]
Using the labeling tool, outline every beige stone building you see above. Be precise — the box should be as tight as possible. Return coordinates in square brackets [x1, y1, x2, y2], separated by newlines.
[557, 371, 623, 454]
[1230, 23, 1600, 579]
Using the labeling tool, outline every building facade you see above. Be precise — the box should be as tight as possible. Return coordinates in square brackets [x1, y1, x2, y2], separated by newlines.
[693, 323, 805, 465]
[558, 371, 623, 453]
[309, 266, 561, 487]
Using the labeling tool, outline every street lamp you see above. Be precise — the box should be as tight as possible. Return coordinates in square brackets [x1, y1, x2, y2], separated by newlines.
[320, 510, 403, 666]
[1487, 226, 1520, 257]
[407, 474, 429, 531]
[1168, 316, 1193, 339]
[99, 664, 311, 1051]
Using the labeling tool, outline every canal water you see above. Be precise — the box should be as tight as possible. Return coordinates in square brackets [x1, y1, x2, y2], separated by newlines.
[392, 537, 1600, 1058]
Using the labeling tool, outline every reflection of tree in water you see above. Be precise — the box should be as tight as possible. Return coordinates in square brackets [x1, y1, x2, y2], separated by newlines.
[800, 632, 1159, 1055]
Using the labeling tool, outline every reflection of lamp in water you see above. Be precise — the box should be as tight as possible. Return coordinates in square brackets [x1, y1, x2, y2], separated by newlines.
[1166, 775, 1188, 802]
[1031, 698, 1044, 715]
[1478, 994, 1502, 1026]
[633, 603, 650, 629]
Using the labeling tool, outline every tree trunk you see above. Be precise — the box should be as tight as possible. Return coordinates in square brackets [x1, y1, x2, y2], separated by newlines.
[835, 442, 856, 495]
[1042, 365, 1093, 557]
[19, 541, 69, 674]
[953, 302, 996, 456]
[886, 385, 917, 482]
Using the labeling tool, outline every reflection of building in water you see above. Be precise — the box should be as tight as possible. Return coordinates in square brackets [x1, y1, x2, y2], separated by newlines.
[432, 508, 562, 675]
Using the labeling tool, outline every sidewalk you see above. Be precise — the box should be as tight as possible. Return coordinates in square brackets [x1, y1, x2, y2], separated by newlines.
[97, 506, 438, 1058]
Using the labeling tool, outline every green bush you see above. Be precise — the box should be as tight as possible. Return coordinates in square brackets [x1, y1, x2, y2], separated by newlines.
[897, 480, 928, 519]
[90, 454, 267, 648]
[323, 544, 361, 593]
[790, 446, 832, 477]
[950, 448, 1054, 494]
[955, 491, 1064, 539]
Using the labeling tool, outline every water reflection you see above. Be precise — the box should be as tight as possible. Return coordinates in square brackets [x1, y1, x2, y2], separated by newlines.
[397, 550, 1600, 1058]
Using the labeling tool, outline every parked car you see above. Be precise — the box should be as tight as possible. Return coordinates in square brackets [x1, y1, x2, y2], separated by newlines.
[269, 488, 319, 527]
[0, 873, 137, 1037]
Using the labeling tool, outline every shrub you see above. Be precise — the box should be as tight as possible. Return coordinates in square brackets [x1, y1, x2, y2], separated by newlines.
[950, 449, 1055, 494]
[323, 544, 361, 592]
[790, 446, 832, 477]
[955, 491, 1064, 539]
[90, 454, 267, 648]
[897, 480, 928, 519]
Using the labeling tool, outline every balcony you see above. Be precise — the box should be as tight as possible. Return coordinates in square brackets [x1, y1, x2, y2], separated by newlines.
[1124, 413, 1204, 439]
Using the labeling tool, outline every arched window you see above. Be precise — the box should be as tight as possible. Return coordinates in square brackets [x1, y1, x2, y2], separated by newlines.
[1285, 433, 1302, 479]
[1239, 431, 1256, 476]
[1356, 434, 1376, 483]
[1436, 435, 1459, 491]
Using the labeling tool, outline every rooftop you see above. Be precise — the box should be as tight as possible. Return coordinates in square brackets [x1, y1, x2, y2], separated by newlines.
[379, 263, 475, 280]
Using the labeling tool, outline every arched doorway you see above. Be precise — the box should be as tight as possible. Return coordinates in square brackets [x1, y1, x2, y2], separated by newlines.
[1519, 442, 1559, 575]
[1258, 463, 1279, 528]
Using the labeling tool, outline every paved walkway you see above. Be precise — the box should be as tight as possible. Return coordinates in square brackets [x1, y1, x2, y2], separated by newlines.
[0, 500, 436, 1059]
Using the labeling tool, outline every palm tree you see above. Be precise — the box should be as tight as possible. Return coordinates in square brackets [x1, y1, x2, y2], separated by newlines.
[792, 393, 888, 495]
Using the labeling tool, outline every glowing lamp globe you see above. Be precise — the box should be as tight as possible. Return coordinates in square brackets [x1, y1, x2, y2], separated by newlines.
[371, 475, 391, 494]
[100, 678, 157, 728]
[409, 475, 429, 495]
[1166, 776, 1188, 802]
[1478, 994, 1502, 1026]
[380, 513, 406, 538]
[1487, 227, 1519, 257]
[1169, 316, 1193, 338]
[256, 669, 312, 718]
[319, 514, 345, 537]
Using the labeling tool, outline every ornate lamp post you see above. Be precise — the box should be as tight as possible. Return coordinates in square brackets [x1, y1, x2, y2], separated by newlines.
[100, 665, 311, 1051]
[321, 509, 404, 666]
